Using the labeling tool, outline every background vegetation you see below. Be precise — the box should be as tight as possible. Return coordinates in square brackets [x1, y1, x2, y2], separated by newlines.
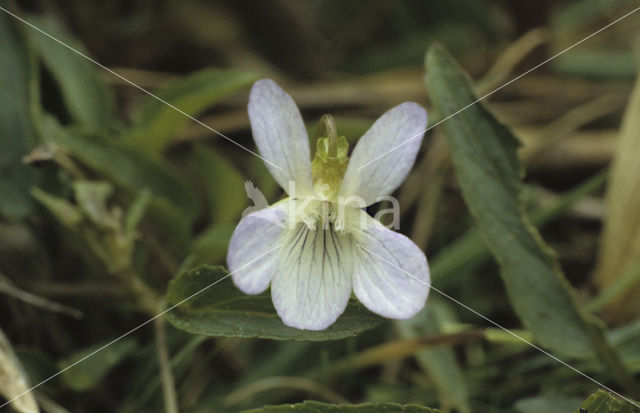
[1, 0, 640, 412]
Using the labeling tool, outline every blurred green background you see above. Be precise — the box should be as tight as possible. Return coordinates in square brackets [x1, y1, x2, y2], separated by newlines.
[1, 0, 640, 412]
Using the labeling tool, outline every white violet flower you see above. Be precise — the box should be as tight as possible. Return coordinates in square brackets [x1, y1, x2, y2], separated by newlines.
[227, 79, 430, 330]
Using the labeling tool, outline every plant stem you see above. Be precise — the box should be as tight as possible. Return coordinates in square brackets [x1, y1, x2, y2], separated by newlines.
[154, 315, 179, 413]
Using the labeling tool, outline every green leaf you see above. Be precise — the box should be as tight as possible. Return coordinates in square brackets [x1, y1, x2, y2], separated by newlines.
[144, 196, 192, 258]
[576, 390, 639, 413]
[127, 69, 257, 153]
[181, 144, 247, 224]
[431, 170, 608, 290]
[552, 51, 637, 80]
[73, 180, 119, 230]
[514, 395, 583, 413]
[27, 16, 112, 129]
[166, 265, 383, 341]
[189, 223, 235, 266]
[242, 401, 438, 413]
[608, 318, 640, 372]
[124, 188, 152, 236]
[0, 12, 36, 221]
[45, 117, 197, 219]
[551, 0, 632, 34]
[31, 187, 83, 228]
[58, 339, 137, 392]
[424, 44, 636, 391]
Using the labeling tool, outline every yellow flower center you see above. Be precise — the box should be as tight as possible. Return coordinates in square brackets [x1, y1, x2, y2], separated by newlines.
[311, 115, 349, 201]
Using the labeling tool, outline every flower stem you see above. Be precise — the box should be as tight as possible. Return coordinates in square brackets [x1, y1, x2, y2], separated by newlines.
[154, 315, 179, 413]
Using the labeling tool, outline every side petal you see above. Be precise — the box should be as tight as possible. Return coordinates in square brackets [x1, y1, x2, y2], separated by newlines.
[248, 79, 314, 196]
[227, 202, 287, 294]
[271, 226, 353, 330]
[352, 213, 430, 319]
[339, 102, 427, 205]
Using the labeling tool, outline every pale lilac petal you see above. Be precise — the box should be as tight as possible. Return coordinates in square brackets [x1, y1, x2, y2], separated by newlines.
[271, 226, 353, 330]
[352, 212, 430, 319]
[227, 202, 287, 294]
[248, 79, 314, 197]
[339, 102, 427, 205]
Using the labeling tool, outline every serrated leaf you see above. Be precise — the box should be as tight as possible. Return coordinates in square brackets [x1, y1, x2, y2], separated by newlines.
[166, 265, 383, 341]
[424, 44, 635, 390]
[425, 44, 591, 355]
[431, 170, 608, 290]
[27, 16, 112, 129]
[242, 401, 439, 413]
[576, 390, 639, 413]
[58, 339, 137, 392]
[0, 12, 36, 221]
[127, 69, 257, 153]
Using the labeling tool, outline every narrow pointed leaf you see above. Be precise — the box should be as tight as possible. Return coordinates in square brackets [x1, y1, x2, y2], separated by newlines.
[595, 72, 640, 321]
[127, 69, 257, 153]
[0, 327, 39, 413]
[424, 44, 635, 392]
[0, 13, 36, 221]
[178, 144, 247, 224]
[45, 117, 196, 220]
[27, 16, 112, 129]
[31, 187, 83, 228]
[58, 339, 137, 392]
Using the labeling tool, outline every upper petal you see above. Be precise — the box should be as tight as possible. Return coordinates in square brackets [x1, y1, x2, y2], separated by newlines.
[271, 225, 353, 330]
[248, 79, 314, 196]
[352, 213, 430, 319]
[227, 202, 287, 294]
[339, 102, 427, 205]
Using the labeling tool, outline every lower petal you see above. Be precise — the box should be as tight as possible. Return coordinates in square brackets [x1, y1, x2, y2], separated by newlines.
[271, 225, 353, 330]
[352, 213, 430, 319]
[227, 202, 287, 294]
